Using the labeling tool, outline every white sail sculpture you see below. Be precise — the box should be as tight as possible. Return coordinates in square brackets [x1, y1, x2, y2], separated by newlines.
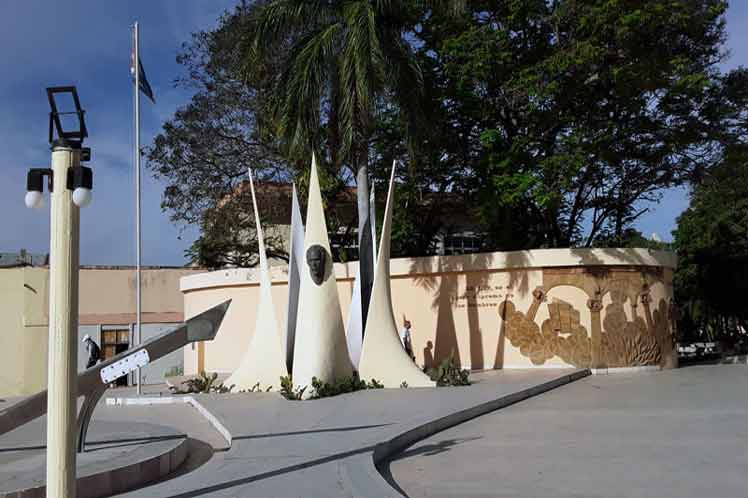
[284, 184, 305, 373]
[224, 168, 288, 391]
[358, 162, 435, 388]
[292, 154, 353, 397]
[345, 184, 378, 368]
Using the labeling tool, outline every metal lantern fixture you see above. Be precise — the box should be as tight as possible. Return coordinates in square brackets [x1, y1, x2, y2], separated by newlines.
[24, 86, 93, 209]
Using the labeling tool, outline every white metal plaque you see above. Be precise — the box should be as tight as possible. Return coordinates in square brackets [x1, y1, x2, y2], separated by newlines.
[100, 349, 150, 384]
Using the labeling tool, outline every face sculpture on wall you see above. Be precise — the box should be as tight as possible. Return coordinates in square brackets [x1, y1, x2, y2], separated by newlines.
[306, 244, 327, 286]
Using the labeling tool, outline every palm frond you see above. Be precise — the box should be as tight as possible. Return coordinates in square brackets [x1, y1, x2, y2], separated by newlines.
[278, 23, 344, 155]
[249, 0, 335, 61]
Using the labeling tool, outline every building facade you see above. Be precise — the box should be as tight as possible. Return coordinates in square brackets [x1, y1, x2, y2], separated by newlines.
[0, 266, 202, 397]
[219, 181, 487, 267]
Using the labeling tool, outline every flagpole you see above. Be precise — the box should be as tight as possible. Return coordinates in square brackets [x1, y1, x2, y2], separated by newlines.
[134, 21, 143, 395]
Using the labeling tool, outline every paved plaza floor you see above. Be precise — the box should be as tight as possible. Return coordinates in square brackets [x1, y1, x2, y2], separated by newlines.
[389, 365, 748, 498]
[110, 369, 582, 498]
[0, 400, 225, 497]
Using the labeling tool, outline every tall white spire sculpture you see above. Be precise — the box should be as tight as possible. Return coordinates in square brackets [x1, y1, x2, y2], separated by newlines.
[224, 168, 288, 390]
[292, 154, 353, 396]
[345, 184, 377, 368]
[284, 184, 305, 373]
[358, 162, 435, 387]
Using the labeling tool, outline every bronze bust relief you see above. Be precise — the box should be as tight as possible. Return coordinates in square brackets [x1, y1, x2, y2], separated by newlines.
[306, 244, 328, 285]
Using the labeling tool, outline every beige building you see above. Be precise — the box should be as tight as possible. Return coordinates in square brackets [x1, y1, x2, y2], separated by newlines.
[181, 248, 678, 376]
[0, 266, 202, 397]
[222, 181, 485, 265]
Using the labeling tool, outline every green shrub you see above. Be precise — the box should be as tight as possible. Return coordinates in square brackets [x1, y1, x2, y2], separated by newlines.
[279, 375, 306, 400]
[309, 373, 385, 398]
[174, 371, 234, 394]
[427, 351, 471, 386]
[237, 382, 270, 393]
[279, 373, 385, 400]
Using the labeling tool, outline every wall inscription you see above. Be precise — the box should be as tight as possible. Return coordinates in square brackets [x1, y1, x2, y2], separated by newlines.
[454, 285, 506, 309]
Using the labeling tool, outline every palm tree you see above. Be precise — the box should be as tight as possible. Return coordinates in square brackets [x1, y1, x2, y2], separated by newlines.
[244, 0, 461, 330]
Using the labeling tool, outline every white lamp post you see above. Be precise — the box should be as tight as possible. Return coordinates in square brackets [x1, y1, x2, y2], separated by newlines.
[25, 86, 92, 498]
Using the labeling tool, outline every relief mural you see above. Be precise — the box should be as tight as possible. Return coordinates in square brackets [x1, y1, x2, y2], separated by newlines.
[499, 268, 677, 369]
[499, 289, 592, 367]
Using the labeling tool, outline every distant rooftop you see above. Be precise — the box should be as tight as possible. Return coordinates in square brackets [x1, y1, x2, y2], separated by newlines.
[0, 251, 48, 268]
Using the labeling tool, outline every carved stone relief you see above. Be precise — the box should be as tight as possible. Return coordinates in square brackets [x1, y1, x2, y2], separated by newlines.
[499, 268, 676, 369]
[499, 288, 591, 367]
[599, 288, 660, 367]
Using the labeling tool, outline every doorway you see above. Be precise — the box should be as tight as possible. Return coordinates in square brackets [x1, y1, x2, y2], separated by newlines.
[101, 328, 130, 386]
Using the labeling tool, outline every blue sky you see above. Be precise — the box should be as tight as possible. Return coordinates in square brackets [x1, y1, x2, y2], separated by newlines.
[0, 1, 746, 266]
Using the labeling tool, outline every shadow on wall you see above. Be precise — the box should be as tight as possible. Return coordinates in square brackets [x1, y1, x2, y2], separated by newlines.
[493, 296, 508, 369]
[409, 252, 512, 369]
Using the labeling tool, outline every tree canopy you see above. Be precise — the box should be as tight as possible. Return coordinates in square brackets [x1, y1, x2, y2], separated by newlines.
[674, 147, 748, 342]
[148, 0, 745, 268]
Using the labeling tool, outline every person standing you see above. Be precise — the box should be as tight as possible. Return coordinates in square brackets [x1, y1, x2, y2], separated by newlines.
[82, 335, 102, 369]
[400, 319, 415, 361]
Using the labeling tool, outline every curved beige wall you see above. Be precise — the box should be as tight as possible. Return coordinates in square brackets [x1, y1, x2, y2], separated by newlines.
[181, 248, 677, 374]
[0, 268, 49, 397]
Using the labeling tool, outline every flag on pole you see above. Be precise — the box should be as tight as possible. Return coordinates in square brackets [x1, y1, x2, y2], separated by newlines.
[130, 53, 155, 103]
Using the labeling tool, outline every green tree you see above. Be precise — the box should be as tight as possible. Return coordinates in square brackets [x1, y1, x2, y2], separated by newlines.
[417, 0, 738, 248]
[151, 0, 747, 269]
[147, 3, 294, 266]
[674, 149, 748, 342]
[243, 0, 462, 320]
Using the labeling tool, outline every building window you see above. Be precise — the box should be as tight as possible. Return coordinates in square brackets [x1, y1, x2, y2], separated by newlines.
[443, 233, 483, 255]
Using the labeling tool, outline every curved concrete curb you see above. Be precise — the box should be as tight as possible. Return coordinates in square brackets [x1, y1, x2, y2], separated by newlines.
[106, 396, 232, 449]
[365, 369, 591, 497]
[592, 365, 661, 374]
[1, 437, 188, 498]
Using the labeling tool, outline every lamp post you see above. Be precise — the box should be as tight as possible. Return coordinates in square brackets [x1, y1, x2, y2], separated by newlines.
[25, 86, 92, 498]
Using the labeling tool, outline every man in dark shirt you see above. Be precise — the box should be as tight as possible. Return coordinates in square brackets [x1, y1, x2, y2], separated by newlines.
[82, 334, 102, 369]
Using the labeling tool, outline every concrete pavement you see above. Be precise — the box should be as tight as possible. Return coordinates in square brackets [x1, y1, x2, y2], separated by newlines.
[390, 365, 748, 498]
[113, 369, 587, 497]
[0, 396, 229, 497]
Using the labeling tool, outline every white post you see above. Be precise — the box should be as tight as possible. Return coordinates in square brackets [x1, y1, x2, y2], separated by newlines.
[134, 21, 143, 395]
[46, 143, 80, 498]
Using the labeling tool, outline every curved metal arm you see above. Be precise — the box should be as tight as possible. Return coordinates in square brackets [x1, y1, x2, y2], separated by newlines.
[0, 300, 230, 452]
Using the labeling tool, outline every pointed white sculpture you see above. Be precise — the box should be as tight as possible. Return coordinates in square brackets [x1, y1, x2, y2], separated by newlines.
[292, 154, 353, 397]
[358, 162, 435, 388]
[284, 184, 305, 373]
[345, 184, 377, 368]
[225, 168, 288, 390]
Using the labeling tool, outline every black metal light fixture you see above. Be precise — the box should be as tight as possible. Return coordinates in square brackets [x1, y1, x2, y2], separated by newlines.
[24, 167, 52, 209]
[25, 86, 93, 209]
[46, 86, 88, 147]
